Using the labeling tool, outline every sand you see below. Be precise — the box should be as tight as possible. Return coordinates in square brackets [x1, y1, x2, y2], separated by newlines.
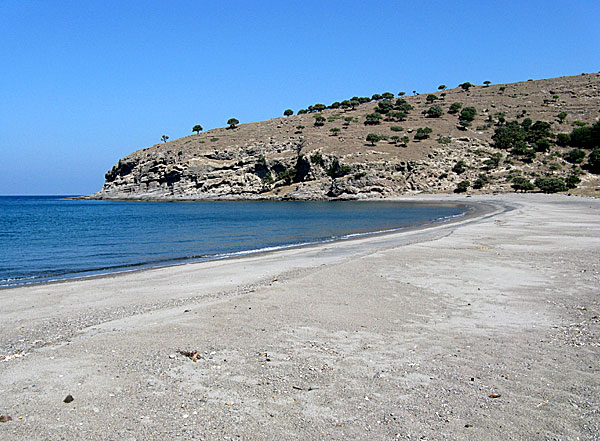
[0, 194, 598, 440]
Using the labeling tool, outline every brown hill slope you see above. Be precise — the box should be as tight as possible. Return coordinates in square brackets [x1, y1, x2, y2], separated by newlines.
[90, 73, 600, 200]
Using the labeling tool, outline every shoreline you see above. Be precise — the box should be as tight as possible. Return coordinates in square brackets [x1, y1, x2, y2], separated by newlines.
[1, 193, 598, 440]
[0, 198, 491, 291]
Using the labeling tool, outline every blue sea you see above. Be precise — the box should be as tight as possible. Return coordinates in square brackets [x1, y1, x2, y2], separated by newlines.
[0, 196, 466, 288]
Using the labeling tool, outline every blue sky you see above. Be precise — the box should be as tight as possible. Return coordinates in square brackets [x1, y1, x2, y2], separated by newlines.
[1, 0, 598, 195]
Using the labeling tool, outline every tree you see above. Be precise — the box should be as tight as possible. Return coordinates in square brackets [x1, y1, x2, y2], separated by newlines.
[454, 180, 470, 193]
[452, 160, 466, 174]
[535, 177, 567, 193]
[283, 109, 293, 117]
[473, 174, 490, 189]
[511, 177, 535, 192]
[192, 125, 203, 134]
[298, 109, 308, 115]
[564, 149, 586, 164]
[330, 127, 341, 136]
[349, 99, 360, 110]
[313, 104, 326, 112]
[587, 149, 600, 173]
[398, 91, 406, 96]
[364, 113, 382, 125]
[366, 133, 381, 146]
[438, 85, 446, 91]
[426, 105, 443, 118]
[414, 127, 432, 140]
[314, 115, 326, 126]
[426, 94, 438, 103]
[382, 92, 395, 100]
[227, 118, 239, 129]
[161, 135, 169, 143]
[448, 102, 462, 114]
[483, 80, 491, 87]
[371, 93, 382, 101]
[340, 100, 351, 110]
[459, 106, 477, 122]
[375, 99, 394, 114]
[459, 82, 474, 91]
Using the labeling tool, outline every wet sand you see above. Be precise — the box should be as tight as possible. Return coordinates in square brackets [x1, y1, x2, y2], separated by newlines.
[1, 194, 598, 440]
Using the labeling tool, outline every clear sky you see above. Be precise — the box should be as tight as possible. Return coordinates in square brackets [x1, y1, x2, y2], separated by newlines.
[1, 0, 598, 195]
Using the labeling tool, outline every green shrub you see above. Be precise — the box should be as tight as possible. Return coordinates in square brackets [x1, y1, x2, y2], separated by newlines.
[227, 118, 239, 129]
[330, 127, 341, 136]
[587, 149, 600, 173]
[327, 158, 351, 178]
[437, 136, 451, 145]
[452, 160, 466, 174]
[297, 109, 308, 115]
[426, 94, 438, 103]
[565, 173, 581, 189]
[382, 92, 395, 100]
[534, 139, 551, 152]
[371, 94, 382, 101]
[473, 174, 490, 189]
[210, 137, 219, 142]
[448, 102, 462, 114]
[459, 107, 477, 122]
[313, 104, 326, 112]
[438, 85, 446, 91]
[426, 105, 444, 118]
[192, 125, 203, 134]
[375, 99, 394, 114]
[277, 168, 297, 185]
[564, 149, 586, 164]
[511, 177, 535, 191]
[284, 109, 293, 116]
[390, 111, 407, 122]
[414, 127, 432, 140]
[557, 112, 567, 123]
[314, 115, 326, 127]
[459, 82, 474, 91]
[390, 126, 404, 132]
[310, 151, 323, 166]
[535, 177, 567, 193]
[556, 133, 571, 146]
[569, 121, 600, 149]
[394, 99, 413, 113]
[366, 133, 381, 145]
[454, 180, 470, 193]
[364, 113, 383, 125]
[483, 153, 503, 170]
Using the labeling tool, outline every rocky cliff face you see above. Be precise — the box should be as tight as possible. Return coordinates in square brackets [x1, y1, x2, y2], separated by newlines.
[90, 74, 600, 200]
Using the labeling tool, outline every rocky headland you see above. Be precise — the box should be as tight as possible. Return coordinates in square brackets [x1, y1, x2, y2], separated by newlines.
[86, 74, 600, 200]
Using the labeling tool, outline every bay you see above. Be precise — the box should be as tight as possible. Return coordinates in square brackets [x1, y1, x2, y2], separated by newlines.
[0, 196, 466, 288]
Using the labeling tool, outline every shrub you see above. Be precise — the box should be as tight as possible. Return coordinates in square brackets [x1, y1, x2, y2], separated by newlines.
[400, 136, 410, 146]
[564, 149, 586, 164]
[534, 139, 551, 152]
[499, 86, 506, 92]
[297, 109, 308, 115]
[557, 112, 568, 123]
[459, 106, 477, 122]
[569, 121, 600, 149]
[556, 133, 571, 146]
[314, 115, 326, 126]
[437, 136, 451, 145]
[310, 151, 323, 166]
[565, 173, 581, 189]
[390, 111, 408, 122]
[375, 99, 394, 114]
[459, 82, 474, 91]
[227, 118, 239, 129]
[426, 105, 444, 118]
[511, 177, 535, 191]
[394, 99, 413, 113]
[483, 152, 503, 169]
[535, 177, 567, 193]
[426, 94, 438, 103]
[296, 125, 305, 131]
[390, 126, 404, 132]
[366, 133, 381, 145]
[283, 109, 293, 116]
[382, 92, 395, 100]
[414, 127, 432, 140]
[492, 121, 526, 149]
[192, 125, 203, 134]
[313, 104, 326, 112]
[587, 149, 600, 173]
[330, 102, 341, 109]
[448, 102, 462, 114]
[327, 158, 351, 178]
[473, 174, 490, 189]
[210, 137, 219, 142]
[398, 91, 406, 96]
[364, 113, 382, 125]
[438, 85, 446, 91]
[371, 94, 382, 101]
[452, 160, 466, 174]
[349, 99, 360, 109]
[330, 127, 341, 136]
[454, 180, 470, 193]
[277, 167, 297, 185]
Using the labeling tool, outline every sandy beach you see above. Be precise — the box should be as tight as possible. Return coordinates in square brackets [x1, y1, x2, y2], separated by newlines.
[0, 194, 598, 440]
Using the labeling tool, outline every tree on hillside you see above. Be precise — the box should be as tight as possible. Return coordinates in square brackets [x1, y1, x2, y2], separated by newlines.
[448, 102, 462, 114]
[459, 82, 474, 91]
[227, 118, 239, 129]
[161, 135, 169, 143]
[483, 80, 491, 87]
[284, 109, 293, 117]
[426, 94, 438, 103]
[192, 125, 203, 134]
[366, 133, 381, 146]
[398, 91, 406, 96]
[426, 105, 443, 118]
[438, 85, 446, 91]
[381, 92, 395, 100]
[313, 104, 326, 112]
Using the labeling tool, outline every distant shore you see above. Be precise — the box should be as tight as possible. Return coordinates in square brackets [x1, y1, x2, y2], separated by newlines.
[1, 194, 598, 440]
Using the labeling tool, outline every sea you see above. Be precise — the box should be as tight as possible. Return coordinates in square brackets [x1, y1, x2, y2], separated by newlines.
[0, 196, 467, 288]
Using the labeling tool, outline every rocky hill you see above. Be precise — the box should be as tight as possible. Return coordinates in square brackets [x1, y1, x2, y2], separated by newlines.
[88, 73, 600, 200]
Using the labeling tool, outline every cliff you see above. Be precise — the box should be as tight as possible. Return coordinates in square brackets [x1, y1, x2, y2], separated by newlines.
[88, 73, 600, 200]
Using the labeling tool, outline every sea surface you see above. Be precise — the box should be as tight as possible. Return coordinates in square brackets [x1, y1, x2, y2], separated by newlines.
[0, 196, 466, 288]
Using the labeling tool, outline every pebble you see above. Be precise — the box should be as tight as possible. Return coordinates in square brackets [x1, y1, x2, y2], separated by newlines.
[63, 394, 74, 403]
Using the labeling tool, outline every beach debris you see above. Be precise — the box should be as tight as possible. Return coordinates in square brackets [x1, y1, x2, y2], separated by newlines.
[63, 394, 74, 403]
[488, 393, 502, 399]
[225, 401, 234, 406]
[0, 415, 12, 423]
[464, 423, 473, 428]
[178, 350, 201, 362]
[169, 353, 177, 359]
[184, 309, 191, 313]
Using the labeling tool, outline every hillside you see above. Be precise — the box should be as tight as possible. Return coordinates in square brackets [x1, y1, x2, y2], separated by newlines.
[88, 73, 600, 200]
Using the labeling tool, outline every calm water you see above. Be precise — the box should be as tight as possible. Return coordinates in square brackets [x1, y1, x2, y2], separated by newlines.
[0, 196, 466, 288]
